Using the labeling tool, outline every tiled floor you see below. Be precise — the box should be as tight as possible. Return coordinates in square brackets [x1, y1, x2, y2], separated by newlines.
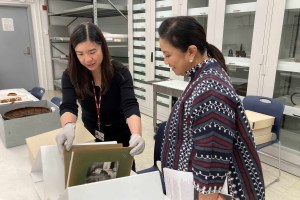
[0, 90, 299, 199]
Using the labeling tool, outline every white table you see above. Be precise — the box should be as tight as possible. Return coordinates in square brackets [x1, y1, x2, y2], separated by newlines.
[0, 88, 39, 105]
[152, 80, 188, 132]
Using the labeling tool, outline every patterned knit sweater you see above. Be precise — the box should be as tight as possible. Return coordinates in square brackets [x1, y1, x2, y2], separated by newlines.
[161, 58, 265, 199]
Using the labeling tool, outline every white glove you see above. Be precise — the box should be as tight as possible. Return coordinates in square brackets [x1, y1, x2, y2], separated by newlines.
[55, 123, 76, 154]
[129, 134, 145, 156]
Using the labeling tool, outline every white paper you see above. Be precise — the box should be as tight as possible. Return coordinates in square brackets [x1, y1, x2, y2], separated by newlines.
[163, 168, 229, 200]
[1, 18, 14, 31]
[31, 145, 65, 200]
[163, 168, 194, 200]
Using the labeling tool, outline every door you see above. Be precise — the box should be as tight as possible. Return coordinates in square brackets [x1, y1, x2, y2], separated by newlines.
[150, 0, 177, 120]
[0, 6, 37, 90]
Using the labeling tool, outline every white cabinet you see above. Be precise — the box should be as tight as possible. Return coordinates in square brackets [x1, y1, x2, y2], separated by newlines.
[48, 0, 128, 89]
[128, 0, 180, 119]
[128, 0, 300, 175]
[182, 0, 300, 176]
[128, 0, 152, 115]
[182, 0, 267, 97]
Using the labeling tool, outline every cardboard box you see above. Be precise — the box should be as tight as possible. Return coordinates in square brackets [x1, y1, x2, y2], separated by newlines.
[251, 126, 272, 137]
[59, 171, 164, 200]
[26, 123, 95, 162]
[0, 100, 61, 148]
[31, 145, 165, 200]
[254, 132, 274, 145]
[245, 110, 275, 145]
[245, 110, 275, 130]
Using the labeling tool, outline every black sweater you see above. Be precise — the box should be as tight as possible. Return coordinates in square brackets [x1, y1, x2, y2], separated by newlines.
[60, 60, 140, 140]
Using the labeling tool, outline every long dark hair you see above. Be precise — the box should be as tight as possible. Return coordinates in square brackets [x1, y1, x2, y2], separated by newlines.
[158, 16, 227, 72]
[68, 22, 114, 99]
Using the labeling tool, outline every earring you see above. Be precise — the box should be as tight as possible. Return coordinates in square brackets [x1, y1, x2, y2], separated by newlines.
[189, 59, 193, 63]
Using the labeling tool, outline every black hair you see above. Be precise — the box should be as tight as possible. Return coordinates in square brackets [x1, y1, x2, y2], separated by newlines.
[68, 22, 114, 99]
[158, 16, 227, 72]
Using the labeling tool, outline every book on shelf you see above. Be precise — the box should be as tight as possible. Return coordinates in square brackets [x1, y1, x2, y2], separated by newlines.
[64, 142, 133, 188]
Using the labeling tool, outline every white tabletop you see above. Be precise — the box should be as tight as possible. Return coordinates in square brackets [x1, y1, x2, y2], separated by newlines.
[152, 79, 188, 91]
[0, 88, 38, 105]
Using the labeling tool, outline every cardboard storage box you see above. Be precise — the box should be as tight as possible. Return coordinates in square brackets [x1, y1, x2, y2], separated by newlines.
[249, 126, 272, 137]
[31, 145, 165, 200]
[26, 123, 95, 162]
[245, 110, 275, 145]
[245, 110, 275, 130]
[254, 132, 273, 145]
[59, 171, 165, 200]
[0, 100, 61, 148]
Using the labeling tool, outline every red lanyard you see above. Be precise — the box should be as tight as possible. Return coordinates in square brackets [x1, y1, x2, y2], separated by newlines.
[92, 81, 101, 130]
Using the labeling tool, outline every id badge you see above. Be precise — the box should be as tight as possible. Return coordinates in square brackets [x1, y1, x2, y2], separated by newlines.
[95, 130, 104, 141]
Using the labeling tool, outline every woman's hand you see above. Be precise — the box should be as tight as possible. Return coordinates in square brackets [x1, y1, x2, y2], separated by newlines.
[55, 122, 76, 154]
[129, 134, 145, 156]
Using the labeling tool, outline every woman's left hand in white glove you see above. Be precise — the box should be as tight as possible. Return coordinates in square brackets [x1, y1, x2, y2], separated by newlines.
[129, 134, 145, 156]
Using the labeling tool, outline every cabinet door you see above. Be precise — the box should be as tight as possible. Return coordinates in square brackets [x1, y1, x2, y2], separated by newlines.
[186, 0, 209, 36]
[220, 0, 269, 97]
[184, 0, 226, 50]
[128, 0, 152, 111]
[151, 0, 174, 81]
[150, 0, 177, 120]
[265, 0, 300, 169]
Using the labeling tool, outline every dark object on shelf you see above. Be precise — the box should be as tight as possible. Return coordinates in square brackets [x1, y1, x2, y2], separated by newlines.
[228, 49, 233, 57]
[290, 92, 300, 105]
[3, 106, 51, 120]
[294, 57, 300, 62]
[236, 44, 246, 57]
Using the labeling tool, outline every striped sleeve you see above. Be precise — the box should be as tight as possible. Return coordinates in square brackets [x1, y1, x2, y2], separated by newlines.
[190, 89, 236, 194]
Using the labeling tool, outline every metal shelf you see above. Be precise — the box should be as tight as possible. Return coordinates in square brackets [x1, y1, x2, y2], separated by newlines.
[48, 1, 128, 90]
[52, 58, 68, 64]
[50, 33, 128, 43]
[48, 3, 127, 18]
[50, 37, 70, 43]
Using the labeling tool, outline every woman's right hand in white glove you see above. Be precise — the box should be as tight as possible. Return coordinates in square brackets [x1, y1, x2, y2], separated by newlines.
[55, 122, 76, 154]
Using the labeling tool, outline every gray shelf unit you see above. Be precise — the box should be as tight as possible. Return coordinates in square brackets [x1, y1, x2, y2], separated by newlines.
[48, 1, 129, 90]
[48, 3, 128, 18]
[49, 27, 70, 90]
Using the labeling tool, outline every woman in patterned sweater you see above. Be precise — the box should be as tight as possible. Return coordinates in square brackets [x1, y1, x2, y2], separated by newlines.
[158, 16, 265, 200]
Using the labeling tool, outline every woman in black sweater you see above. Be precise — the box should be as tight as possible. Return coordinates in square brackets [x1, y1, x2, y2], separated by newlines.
[56, 22, 145, 162]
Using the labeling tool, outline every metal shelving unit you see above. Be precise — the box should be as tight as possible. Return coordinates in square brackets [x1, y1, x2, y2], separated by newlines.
[48, 3, 128, 18]
[48, 0, 128, 90]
